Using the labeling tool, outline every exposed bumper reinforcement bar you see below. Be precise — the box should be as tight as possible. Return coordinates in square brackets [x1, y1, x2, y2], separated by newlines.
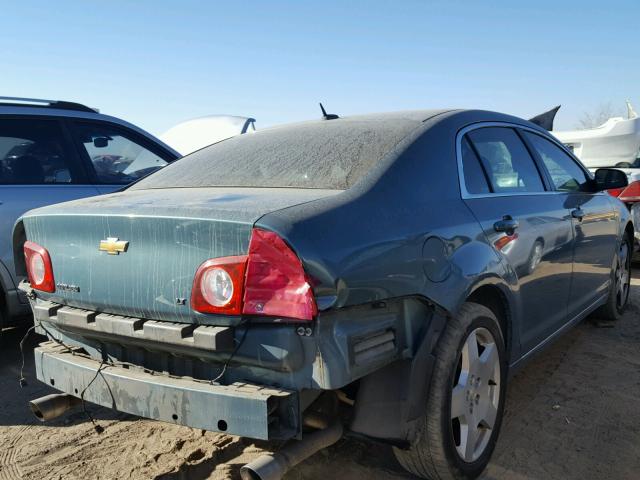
[32, 300, 235, 352]
[34, 342, 300, 440]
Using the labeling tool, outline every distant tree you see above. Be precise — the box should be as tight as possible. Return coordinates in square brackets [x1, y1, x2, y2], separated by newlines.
[576, 102, 623, 129]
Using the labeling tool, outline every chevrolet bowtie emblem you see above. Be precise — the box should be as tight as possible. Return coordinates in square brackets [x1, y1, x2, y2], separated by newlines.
[99, 237, 129, 255]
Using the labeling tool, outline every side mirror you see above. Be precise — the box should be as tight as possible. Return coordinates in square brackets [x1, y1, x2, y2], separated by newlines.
[93, 137, 109, 148]
[594, 168, 628, 191]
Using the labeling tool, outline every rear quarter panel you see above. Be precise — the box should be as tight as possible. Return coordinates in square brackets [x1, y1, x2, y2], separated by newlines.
[259, 111, 515, 331]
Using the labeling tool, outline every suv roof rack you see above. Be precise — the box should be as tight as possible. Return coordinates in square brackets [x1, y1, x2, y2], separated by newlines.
[0, 96, 98, 113]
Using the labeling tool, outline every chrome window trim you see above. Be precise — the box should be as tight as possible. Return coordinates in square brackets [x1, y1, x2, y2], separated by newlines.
[456, 121, 596, 200]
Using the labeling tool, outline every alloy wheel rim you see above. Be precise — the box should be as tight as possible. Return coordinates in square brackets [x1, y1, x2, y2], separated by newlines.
[616, 241, 631, 310]
[451, 327, 501, 463]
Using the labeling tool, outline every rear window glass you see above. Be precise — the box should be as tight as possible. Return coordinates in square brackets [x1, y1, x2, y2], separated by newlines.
[131, 116, 421, 190]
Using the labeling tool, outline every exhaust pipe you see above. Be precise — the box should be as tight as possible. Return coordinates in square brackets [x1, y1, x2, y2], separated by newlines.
[29, 393, 81, 422]
[240, 420, 343, 480]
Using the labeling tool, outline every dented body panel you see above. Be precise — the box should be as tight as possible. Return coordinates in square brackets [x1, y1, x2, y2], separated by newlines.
[27, 291, 424, 391]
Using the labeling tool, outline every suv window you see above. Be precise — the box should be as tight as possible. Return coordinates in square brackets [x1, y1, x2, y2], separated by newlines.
[461, 136, 490, 194]
[0, 118, 77, 184]
[523, 131, 591, 192]
[467, 127, 545, 193]
[72, 122, 169, 185]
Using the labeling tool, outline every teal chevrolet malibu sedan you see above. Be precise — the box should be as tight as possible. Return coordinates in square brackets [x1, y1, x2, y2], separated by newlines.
[16, 109, 633, 480]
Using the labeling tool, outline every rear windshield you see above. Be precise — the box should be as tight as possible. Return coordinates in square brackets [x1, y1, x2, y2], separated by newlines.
[131, 116, 421, 190]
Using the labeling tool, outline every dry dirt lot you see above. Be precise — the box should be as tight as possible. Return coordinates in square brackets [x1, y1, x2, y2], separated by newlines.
[1, 269, 639, 480]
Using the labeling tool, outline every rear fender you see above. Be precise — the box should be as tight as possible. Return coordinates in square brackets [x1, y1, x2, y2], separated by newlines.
[349, 265, 518, 445]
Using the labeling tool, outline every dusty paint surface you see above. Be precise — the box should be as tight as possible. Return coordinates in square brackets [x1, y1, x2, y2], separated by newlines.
[22, 187, 338, 323]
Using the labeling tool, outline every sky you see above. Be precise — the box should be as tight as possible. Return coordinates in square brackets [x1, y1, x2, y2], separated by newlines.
[1, 0, 638, 135]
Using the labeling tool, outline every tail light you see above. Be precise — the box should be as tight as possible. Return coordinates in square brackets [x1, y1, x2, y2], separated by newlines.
[191, 256, 247, 315]
[617, 180, 640, 203]
[242, 228, 317, 321]
[607, 186, 626, 198]
[191, 228, 317, 321]
[24, 241, 55, 293]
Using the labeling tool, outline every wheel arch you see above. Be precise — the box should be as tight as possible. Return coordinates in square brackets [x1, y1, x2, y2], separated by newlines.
[348, 279, 516, 445]
[464, 280, 515, 363]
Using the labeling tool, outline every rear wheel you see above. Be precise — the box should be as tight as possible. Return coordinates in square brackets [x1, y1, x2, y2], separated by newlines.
[393, 303, 506, 479]
[596, 233, 632, 321]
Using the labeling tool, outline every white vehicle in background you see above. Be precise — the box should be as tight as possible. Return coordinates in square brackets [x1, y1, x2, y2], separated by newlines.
[552, 101, 640, 169]
[160, 115, 256, 156]
[551, 102, 640, 245]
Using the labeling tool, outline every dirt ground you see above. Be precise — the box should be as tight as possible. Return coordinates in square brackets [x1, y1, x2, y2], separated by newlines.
[1, 269, 639, 480]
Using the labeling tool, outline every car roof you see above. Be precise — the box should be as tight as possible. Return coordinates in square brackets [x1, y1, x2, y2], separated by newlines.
[131, 109, 459, 191]
[259, 109, 455, 133]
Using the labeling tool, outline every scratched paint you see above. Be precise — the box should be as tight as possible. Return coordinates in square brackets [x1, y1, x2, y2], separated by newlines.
[22, 187, 338, 323]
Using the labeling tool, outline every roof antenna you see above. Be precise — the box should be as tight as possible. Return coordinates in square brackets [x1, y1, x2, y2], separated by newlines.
[319, 103, 339, 120]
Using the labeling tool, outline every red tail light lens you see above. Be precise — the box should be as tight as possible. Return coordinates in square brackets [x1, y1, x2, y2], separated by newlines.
[607, 186, 625, 197]
[191, 256, 247, 314]
[191, 229, 317, 321]
[242, 229, 317, 321]
[617, 180, 640, 203]
[24, 241, 55, 292]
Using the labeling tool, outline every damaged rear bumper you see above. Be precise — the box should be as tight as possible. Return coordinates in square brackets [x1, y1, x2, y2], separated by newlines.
[34, 342, 300, 440]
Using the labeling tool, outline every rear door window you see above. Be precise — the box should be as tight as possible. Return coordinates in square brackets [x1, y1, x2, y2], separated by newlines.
[71, 122, 170, 185]
[0, 118, 80, 184]
[467, 127, 545, 193]
[522, 131, 591, 192]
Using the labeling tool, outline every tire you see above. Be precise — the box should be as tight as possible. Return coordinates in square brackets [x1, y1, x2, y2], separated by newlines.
[393, 302, 507, 480]
[596, 233, 632, 321]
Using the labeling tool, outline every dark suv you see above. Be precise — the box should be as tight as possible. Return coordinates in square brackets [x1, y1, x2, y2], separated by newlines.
[0, 97, 179, 325]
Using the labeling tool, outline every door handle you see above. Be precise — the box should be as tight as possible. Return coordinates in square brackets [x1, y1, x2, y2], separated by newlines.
[571, 208, 585, 221]
[494, 215, 519, 235]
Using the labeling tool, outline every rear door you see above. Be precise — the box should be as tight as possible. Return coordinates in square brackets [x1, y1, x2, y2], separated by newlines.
[459, 125, 575, 353]
[67, 120, 176, 195]
[0, 116, 99, 287]
[521, 130, 619, 318]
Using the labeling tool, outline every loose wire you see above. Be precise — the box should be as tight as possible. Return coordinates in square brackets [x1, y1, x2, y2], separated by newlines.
[20, 308, 249, 430]
[18, 325, 36, 387]
[79, 358, 109, 434]
[211, 320, 250, 385]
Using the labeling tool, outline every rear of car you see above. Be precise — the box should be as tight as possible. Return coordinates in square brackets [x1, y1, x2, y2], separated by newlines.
[16, 112, 435, 441]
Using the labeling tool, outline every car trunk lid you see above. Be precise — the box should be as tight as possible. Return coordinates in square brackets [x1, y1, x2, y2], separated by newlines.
[22, 187, 338, 324]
